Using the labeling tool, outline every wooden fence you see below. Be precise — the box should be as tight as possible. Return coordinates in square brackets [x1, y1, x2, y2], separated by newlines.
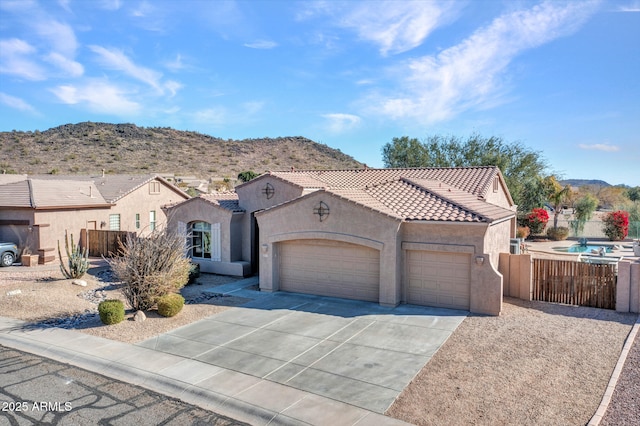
[82, 229, 135, 257]
[532, 258, 616, 310]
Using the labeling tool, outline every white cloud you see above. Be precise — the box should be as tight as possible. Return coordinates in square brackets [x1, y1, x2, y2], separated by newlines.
[89, 45, 164, 92]
[165, 54, 186, 72]
[0, 92, 37, 113]
[50, 80, 140, 115]
[99, 0, 122, 11]
[164, 80, 183, 97]
[44, 52, 84, 77]
[243, 101, 265, 115]
[302, 1, 460, 56]
[578, 143, 620, 152]
[367, 1, 600, 124]
[616, 1, 640, 12]
[194, 107, 228, 126]
[244, 40, 278, 49]
[33, 18, 78, 57]
[322, 113, 362, 133]
[0, 38, 45, 80]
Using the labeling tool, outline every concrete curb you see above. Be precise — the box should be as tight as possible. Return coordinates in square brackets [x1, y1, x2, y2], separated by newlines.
[588, 314, 640, 425]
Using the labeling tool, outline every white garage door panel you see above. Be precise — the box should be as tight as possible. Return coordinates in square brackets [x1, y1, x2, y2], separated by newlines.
[279, 240, 380, 302]
[406, 250, 470, 310]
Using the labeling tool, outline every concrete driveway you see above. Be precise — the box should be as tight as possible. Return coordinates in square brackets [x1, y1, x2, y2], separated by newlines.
[138, 288, 467, 413]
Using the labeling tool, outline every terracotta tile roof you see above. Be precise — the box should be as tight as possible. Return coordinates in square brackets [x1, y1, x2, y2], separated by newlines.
[268, 167, 514, 223]
[30, 179, 109, 208]
[0, 179, 32, 207]
[31, 174, 161, 203]
[200, 192, 244, 212]
[271, 166, 499, 198]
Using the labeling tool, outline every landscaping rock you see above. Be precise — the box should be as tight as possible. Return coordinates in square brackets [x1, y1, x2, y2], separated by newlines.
[72, 279, 87, 287]
[133, 310, 146, 322]
[6, 289, 22, 296]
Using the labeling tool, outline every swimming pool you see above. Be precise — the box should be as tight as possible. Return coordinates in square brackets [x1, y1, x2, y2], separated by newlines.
[553, 244, 613, 254]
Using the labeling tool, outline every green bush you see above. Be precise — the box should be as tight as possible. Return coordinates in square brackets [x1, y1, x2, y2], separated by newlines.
[547, 226, 569, 241]
[157, 294, 185, 317]
[98, 299, 125, 325]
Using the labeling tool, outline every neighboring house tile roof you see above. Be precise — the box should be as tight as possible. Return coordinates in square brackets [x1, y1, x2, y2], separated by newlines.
[0, 179, 31, 208]
[1, 173, 188, 209]
[200, 192, 244, 212]
[30, 174, 182, 203]
[265, 167, 515, 223]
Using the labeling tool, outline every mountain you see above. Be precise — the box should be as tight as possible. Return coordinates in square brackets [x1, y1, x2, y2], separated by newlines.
[0, 122, 363, 179]
[560, 179, 611, 188]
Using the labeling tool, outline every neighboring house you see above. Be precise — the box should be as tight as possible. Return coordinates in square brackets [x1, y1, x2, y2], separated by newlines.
[165, 166, 516, 315]
[0, 173, 189, 263]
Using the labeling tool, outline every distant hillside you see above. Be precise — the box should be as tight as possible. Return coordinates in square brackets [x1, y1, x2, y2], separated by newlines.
[0, 122, 363, 180]
[560, 179, 611, 188]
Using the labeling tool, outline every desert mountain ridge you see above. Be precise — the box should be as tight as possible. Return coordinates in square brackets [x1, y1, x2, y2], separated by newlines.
[0, 122, 363, 181]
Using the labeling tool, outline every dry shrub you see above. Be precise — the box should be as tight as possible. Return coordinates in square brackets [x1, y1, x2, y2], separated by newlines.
[108, 228, 191, 311]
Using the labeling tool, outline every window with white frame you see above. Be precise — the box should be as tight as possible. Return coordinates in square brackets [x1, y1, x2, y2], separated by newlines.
[149, 210, 156, 231]
[189, 222, 220, 261]
[109, 214, 120, 230]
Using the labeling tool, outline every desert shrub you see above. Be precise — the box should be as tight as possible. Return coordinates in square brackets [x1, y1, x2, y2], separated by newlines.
[525, 208, 549, 235]
[57, 230, 89, 279]
[157, 293, 185, 317]
[98, 299, 125, 325]
[602, 210, 629, 241]
[188, 262, 200, 285]
[108, 228, 191, 311]
[547, 226, 569, 241]
[516, 226, 530, 239]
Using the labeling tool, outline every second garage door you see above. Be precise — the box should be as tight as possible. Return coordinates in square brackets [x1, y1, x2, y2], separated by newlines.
[279, 239, 380, 302]
[405, 250, 470, 310]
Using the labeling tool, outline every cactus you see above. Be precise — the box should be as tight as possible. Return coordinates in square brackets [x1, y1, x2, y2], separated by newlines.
[58, 230, 89, 279]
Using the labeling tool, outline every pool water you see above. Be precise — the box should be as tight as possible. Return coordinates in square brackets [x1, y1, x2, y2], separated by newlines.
[554, 244, 613, 253]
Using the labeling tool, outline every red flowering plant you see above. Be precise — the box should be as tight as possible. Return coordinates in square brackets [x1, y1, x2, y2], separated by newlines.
[526, 208, 549, 235]
[602, 210, 629, 241]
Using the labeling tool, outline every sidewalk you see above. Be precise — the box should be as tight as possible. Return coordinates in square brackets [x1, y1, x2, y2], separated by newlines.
[0, 316, 409, 426]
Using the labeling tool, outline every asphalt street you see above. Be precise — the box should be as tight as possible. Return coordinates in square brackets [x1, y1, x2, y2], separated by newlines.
[0, 345, 247, 426]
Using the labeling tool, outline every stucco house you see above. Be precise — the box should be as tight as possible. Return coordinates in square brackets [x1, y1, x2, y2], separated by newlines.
[165, 166, 516, 315]
[0, 173, 189, 263]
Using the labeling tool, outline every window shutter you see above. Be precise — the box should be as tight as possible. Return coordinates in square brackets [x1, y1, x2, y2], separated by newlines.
[211, 223, 221, 261]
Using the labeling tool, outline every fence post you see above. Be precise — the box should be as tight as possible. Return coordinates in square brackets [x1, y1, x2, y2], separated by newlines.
[519, 254, 533, 301]
[499, 253, 511, 297]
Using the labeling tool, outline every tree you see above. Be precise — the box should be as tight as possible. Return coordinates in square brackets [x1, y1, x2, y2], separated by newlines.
[626, 186, 640, 202]
[237, 170, 259, 183]
[381, 134, 548, 212]
[570, 193, 598, 237]
[544, 176, 571, 229]
[602, 210, 629, 241]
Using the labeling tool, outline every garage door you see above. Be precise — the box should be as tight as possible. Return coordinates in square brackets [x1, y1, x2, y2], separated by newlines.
[405, 250, 470, 310]
[279, 239, 380, 302]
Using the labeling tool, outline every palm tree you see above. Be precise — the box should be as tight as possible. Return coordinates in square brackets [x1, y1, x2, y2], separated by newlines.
[545, 176, 571, 229]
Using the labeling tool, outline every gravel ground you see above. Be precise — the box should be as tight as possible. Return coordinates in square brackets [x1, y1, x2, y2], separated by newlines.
[386, 298, 638, 426]
[600, 327, 640, 426]
[0, 265, 249, 344]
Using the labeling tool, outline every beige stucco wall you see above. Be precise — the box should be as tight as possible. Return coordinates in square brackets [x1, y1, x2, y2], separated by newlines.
[0, 209, 35, 253]
[256, 190, 403, 306]
[164, 197, 234, 262]
[483, 219, 513, 269]
[484, 177, 515, 210]
[401, 221, 503, 315]
[110, 178, 188, 236]
[6, 178, 188, 261]
[236, 175, 306, 263]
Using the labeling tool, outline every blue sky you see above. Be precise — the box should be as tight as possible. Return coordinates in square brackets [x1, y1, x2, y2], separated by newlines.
[1, 0, 639, 186]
